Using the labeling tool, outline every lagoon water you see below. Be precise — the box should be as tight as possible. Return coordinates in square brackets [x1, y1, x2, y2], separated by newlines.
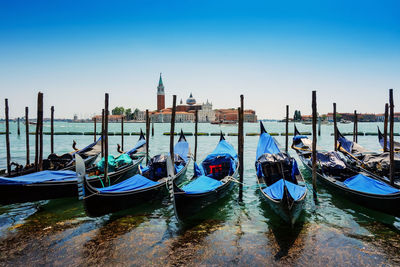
[0, 121, 399, 266]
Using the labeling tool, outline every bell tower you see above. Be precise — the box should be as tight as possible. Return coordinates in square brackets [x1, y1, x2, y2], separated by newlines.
[157, 73, 165, 111]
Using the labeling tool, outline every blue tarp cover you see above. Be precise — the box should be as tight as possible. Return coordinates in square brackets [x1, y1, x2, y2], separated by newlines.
[97, 174, 159, 193]
[203, 140, 237, 163]
[194, 162, 205, 177]
[115, 154, 133, 166]
[256, 132, 280, 159]
[126, 139, 146, 155]
[292, 135, 308, 142]
[182, 175, 223, 194]
[343, 174, 400, 195]
[97, 155, 116, 173]
[174, 140, 189, 162]
[263, 179, 306, 201]
[0, 170, 77, 185]
[338, 136, 353, 153]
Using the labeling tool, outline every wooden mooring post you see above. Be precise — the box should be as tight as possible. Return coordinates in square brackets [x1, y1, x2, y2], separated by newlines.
[104, 94, 109, 184]
[353, 110, 358, 143]
[170, 96, 177, 167]
[285, 105, 289, 152]
[312, 91, 317, 193]
[121, 115, 124, 151]
[318, 116, 321, 136]
[384, 103, 389, 152]
[5, 99, 11, 174]
[194, 109, 198, 162]
[146, 109, 150, 165]
[101, 109, 105, 157]
[25, 107, 30, 165]
[17, 117, 20, 135]
[389, 89, 394, 185]
[238, 95, 244, 201]
[50, 106, 54, 154]
[333, 103, 337, 151]
[151, 118, 154, 137]
[93, 117, 97, 142]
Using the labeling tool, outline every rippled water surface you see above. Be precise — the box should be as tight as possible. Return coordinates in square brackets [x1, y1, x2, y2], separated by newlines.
[0, 121, 399, 266]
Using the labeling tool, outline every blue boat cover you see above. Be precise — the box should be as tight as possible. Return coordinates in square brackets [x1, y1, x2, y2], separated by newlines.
[194, 162, 205, 177]
[292, 135, 308, 142]
[256, 132, 280, 159]
[97, 174, 159, 193]
[343, 174, 400, 195]
[263, 179, 306, 201]
[0, 170, 77, 185]
[126, 139, 146, 155]
[338, 136, 353, 153]
[97, 155, 116, 173]
[203, 140, 237, 163]
[182, 175, 223, 194]
[174, 140, 189, 162]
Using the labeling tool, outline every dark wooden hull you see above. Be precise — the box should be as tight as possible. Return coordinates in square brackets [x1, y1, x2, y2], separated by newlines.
[170, 164, 239, 221]
[0, 158, 143, 205]
[297, 153, 400, 217]
[81, 159, 190, 217]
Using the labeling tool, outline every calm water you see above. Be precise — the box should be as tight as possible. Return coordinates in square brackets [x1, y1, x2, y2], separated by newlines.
[0, 121, 399, 266]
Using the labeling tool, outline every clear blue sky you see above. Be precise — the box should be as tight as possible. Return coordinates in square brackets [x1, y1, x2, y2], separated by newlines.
[0, 0, 399, 119]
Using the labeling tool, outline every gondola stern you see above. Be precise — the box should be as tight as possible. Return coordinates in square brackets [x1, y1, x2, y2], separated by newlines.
[219, 131, 225, 141]
[294, 124, 301, 136]
[260, 121, 267, 134]
[139, 129, 145, 140]
[178, 129, 187, 142]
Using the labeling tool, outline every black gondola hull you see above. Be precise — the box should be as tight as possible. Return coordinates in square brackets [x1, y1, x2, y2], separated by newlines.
[0, 158, 143, 205]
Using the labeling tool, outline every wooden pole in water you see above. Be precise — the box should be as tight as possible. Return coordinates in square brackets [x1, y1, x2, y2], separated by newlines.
[146, 109, 150, 165]
[25, 107, 30, 165]
[104, 93, 109, 184]
[318, 116, 321, 136]
[35, 94, 40, 170]
[101, 109, 105, 157]
[285, 105, 289, 152]
[38, 92, 43, 171]
[121, 115, 124, 151]
[384, 103, 389, 152]
[5, 99, 11, 175]
[50, 106, 54, 154]
[151, 118, 154, 137]
[238, 95, 244, 201]
[17, 117, 20, 135]
[194, 109, 198, 162]
[312, 91, 317, 192]
[389, 89, 394, 186]
[353, 110, 358, 143]
[170, 95, 177, 167]
[93, 117, 96, 142]
[333, 103, 337, 151]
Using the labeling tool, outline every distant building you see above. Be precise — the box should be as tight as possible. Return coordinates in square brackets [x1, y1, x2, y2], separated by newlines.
[198, 100, 215, 122]
[73, 114, 78, 121]
[157, 73, 165, 111]
[215, 109, 257, 122]
[92, 114, 124, 122]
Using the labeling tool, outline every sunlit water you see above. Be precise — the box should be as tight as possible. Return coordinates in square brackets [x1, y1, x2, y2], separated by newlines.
[0, 121, 399, 266]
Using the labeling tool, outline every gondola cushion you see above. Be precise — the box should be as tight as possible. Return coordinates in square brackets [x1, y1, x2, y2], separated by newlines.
[343, 174, 400, 195]
[182, 175, 223, 194]
[0, 170, 77, 185]
[97, 174, 159, 193]
[262, 179, 306, 201]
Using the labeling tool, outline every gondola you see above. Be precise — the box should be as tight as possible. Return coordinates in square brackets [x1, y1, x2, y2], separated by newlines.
[0, 138, 102, 178]
[0, 132, 146, 205]
[255, 122, 306, 225]
[167, 132, 238, 221]
[378, 127, 400, 152]
[77, 130, 191, 217]
[292, 126, 400, 217]
[336, 128, 400, 188]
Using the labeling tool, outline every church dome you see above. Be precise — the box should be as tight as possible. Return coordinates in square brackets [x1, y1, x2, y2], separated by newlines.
[186, 93, 196, 105]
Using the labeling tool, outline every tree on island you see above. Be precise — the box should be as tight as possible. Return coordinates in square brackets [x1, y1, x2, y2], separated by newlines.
[112, 106, 125, 115]
[293, 110, 302, 121]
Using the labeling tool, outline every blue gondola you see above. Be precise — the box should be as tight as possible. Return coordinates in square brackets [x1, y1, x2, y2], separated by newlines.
[255, 122, 307, 225]
[167, 132, 239, 221]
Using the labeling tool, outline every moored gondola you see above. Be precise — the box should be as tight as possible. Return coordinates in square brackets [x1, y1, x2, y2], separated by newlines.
[255, 122, 307, 226]
[0, 132, 146, 204]
[378, 127, 400, 152]
[1, 138, 102, 178]
[337, 128, 400, 188]
[292, 126, 400, 217]
[167, 132, 238, 221]
[77, 130, 191, 217]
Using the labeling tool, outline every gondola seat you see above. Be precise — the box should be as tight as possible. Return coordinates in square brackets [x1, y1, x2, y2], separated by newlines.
[182, 176, 223, 194]
[263, 179, 306, 201]
[97, 174, 159, 193]
[343, 174, 400, 195]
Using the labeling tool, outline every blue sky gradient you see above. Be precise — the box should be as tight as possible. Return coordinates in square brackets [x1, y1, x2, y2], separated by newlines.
[0, 0, 399, 119]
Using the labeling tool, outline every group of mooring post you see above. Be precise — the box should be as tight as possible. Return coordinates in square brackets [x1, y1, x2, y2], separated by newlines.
[4, 90, 397, 198]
